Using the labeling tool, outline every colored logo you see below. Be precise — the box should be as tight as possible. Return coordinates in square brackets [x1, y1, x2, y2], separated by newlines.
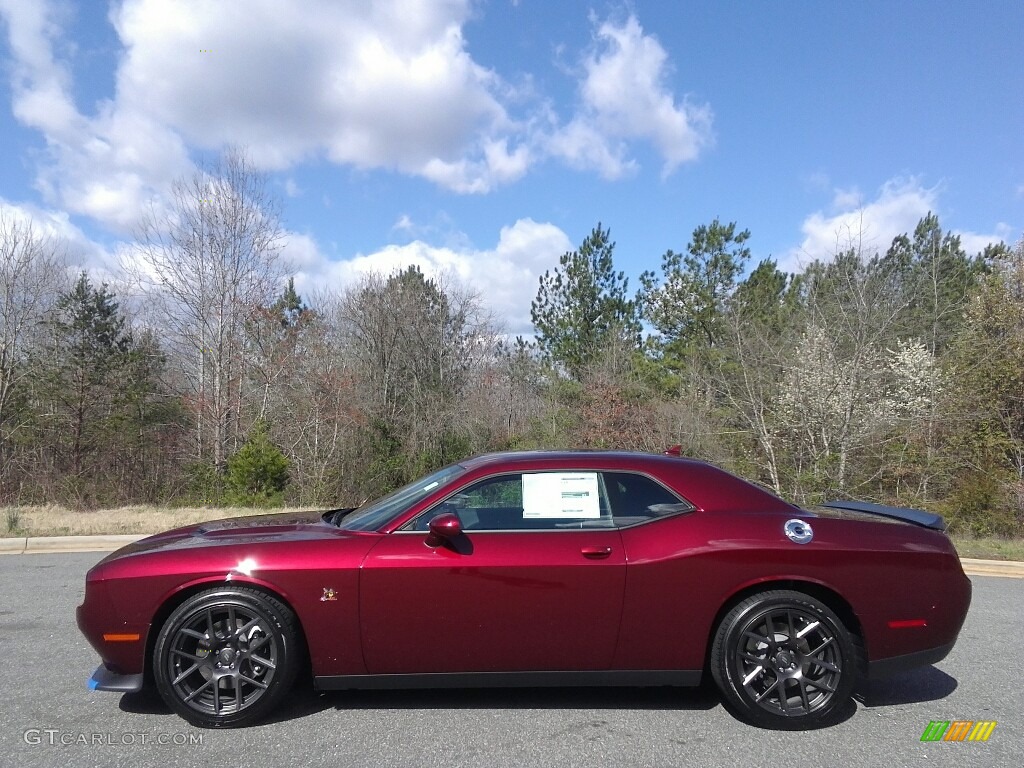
[921, 721, 996, 742]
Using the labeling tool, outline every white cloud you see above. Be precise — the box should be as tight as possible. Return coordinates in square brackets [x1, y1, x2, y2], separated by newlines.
[289, 218, 572, 333]
[830, 186, 863, 210]
[0, 3, 712, 232]
[548, 15, 713, 178]
[785, 178, 940, 272]
[392, 214, 415, 233]
[0, 0, 192, 230]
[0, 197, 120, 278]
[785, 177, 1013, 272]
[110, 0, 528, 192]
[0, 0, 530, 224]
[956, 223, 1012, 255]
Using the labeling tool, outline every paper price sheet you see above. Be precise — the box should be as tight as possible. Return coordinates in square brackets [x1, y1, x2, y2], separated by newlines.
[522, 472, 600, 518]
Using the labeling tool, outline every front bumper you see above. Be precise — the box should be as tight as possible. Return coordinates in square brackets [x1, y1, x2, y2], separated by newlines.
[87, 664, 144, 693]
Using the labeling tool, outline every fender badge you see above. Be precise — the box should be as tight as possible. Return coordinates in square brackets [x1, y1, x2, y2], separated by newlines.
[320, 587, 337, 602]
[784, 518, 814, 544]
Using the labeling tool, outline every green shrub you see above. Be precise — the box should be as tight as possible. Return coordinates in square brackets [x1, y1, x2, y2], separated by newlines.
[183, 460, 224, 505]
[225, 422, 291, 506]
[5, 507, 22, 534]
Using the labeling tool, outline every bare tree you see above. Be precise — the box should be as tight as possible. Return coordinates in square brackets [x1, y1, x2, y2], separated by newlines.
[775, 243, 912, 499]
[336, 267, 500, 490]
[0, 211, 67, 485]
[127, 148, 287, 470]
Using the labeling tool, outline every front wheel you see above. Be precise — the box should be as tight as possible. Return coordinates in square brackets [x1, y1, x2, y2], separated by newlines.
[153, 587, 300, 728]
[710, 590, 858, 729]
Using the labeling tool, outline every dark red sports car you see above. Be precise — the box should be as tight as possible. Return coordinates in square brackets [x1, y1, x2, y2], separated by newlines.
[77, 450, 971, 729]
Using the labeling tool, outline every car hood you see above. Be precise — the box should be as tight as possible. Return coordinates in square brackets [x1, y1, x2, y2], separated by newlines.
[95, 508, 355, 565]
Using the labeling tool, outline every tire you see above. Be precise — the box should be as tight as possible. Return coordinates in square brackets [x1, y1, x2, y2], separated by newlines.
[153, 587, 300, 728]
[710, 590, 858, 729]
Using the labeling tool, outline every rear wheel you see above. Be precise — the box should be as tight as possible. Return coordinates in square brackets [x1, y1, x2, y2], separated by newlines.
[710, 590, 857, 729]
[153, 587, 300, 728]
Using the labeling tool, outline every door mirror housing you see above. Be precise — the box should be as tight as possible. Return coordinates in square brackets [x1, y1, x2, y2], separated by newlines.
[425, 512, 462, 547]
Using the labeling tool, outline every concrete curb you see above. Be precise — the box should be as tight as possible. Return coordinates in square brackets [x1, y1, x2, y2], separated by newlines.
[1, 535, 1022, 575]
[960, 558, 1024, 578]
[0, 534, 143, 555]
[0, 536, 28, 554]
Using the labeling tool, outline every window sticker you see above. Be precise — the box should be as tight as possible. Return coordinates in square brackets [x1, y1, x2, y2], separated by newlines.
[522, 472, 600, 518]
[422, 481, 439, 492]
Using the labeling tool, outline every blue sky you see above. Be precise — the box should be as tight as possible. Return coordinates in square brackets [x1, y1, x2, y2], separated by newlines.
[1, 0, 1021, 333]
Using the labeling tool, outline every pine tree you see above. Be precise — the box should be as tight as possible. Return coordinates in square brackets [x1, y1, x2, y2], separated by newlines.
[225, 420, 290, 505]
[45, 273, 133, 482]
[641, 219, 751, 357]
[530, 223, 640, 380]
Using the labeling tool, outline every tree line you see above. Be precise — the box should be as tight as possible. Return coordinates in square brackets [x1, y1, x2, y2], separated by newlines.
[1, 149, 1021, 535]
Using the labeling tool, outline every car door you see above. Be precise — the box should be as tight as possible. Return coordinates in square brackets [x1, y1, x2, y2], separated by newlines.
[358, 470, 626, 674]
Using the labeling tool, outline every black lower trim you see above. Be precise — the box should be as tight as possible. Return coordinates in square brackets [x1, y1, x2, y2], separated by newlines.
[87, 664, 144, 693]
[867, 642, 955, 679]
[315, 669, 701, 691]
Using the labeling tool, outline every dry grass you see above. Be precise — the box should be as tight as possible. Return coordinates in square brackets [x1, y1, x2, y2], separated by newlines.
[1, 504, 324, 538]
[950, 535, 1024, 562]
[2, 505, 1022, 562]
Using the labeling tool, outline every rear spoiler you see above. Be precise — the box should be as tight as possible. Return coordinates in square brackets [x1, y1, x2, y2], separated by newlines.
[821, 500, 946, 531]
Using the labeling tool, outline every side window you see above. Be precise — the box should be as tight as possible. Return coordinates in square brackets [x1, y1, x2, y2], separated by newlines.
[601, 472, 691, 527]
[408, 472, 614, 531]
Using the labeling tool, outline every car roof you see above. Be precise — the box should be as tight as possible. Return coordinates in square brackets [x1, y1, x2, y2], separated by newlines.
[459, 449, 710, 471]
[457, 450, 796, 514]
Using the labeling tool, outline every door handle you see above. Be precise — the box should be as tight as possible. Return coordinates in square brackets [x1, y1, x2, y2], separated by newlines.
[581, 546, 613, 560]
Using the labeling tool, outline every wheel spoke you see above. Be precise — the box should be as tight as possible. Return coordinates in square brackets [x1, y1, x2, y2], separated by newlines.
[249, 653, 276, 669]
[180, 627, 207, 641]
[183, 678, 213, 703]
[212, 678, 221, 714]
[797, 678, 812, 712]
[809, 657, 841, 674]
[239, 617, 261, 636]
[742, 629, 772, 648]
[742, 665, 764, 685]
[753, 676, 780, 703]
[249, 633, 271, 653]
[172, 663, 201, 685]
[239, 674, 269, 690]
[796, 620, 820, 639]
[171, 648, 206, 662]
[809, 636, 834, 656]
[805, 678, 837, 693]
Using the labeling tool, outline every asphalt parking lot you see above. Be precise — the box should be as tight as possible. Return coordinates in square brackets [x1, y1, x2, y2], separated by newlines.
[1, 552, 1020, 768]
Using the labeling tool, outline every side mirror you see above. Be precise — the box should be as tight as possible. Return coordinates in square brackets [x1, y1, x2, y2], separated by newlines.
[425, 512, 462, 548]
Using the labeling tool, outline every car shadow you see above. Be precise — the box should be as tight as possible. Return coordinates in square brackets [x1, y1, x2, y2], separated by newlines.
[118, 668, 952, 728]
[856, 666, 958, 707]
[323, 684, 721, 712]
[254, 681, 724, 725]
[118, 688, 172, 716]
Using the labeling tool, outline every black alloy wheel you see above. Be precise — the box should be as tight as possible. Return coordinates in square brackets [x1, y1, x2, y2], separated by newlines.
[153, 587, 300, 728]
[711, 590, 858, 729]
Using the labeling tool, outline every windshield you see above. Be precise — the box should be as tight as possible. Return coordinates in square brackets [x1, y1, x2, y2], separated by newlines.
[336, 464, 467, 531]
